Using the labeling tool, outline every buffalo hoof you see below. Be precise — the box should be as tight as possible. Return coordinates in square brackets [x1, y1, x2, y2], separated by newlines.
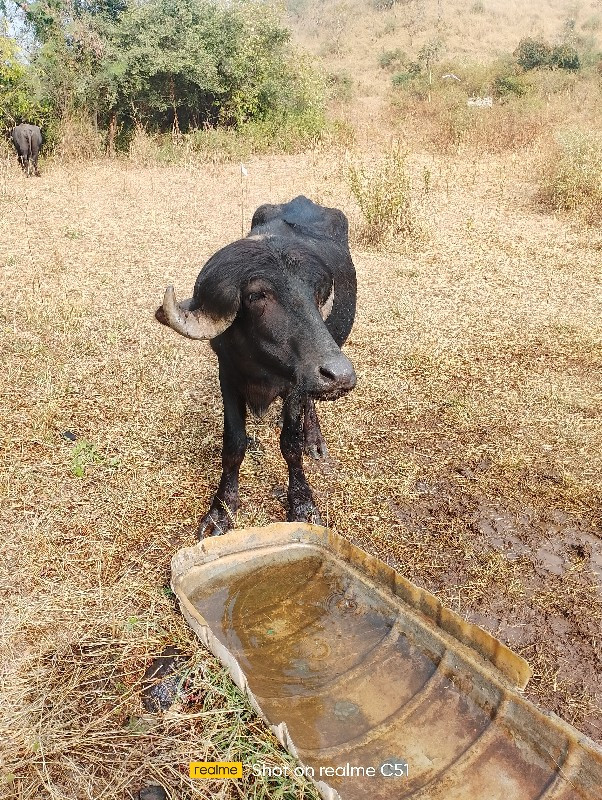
[197, 507, 235, 538]
[305, 437, 329, 461]
[288, 501, 323, 526]
[141, 646, 189, 712]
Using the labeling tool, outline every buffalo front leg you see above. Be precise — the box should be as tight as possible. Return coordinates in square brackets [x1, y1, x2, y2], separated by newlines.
[197, 380, 247, 538]
[281, 393, 323, 525]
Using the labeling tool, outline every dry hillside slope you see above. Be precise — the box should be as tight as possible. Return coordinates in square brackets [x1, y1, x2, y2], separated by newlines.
[286, 0, 602, 135]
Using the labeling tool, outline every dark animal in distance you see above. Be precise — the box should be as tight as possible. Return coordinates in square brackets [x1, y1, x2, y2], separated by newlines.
[156, 195, 357, 537]
[11, 123, 42, 176]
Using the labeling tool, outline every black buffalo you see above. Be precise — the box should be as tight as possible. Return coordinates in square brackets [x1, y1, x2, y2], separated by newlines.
[156, 195, 357, 536]
[11, 123, 42, 176]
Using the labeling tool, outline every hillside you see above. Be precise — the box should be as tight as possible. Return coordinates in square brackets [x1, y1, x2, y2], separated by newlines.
[285, 0, 602, 130]
[287, 0, 602, 78]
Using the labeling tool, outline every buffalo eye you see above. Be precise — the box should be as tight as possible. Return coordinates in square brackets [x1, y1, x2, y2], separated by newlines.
[247, 291, 267, 303]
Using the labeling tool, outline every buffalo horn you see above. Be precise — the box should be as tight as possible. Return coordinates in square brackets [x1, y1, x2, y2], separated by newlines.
[161, 286, 236, 340]
[320, 282, 335, 321]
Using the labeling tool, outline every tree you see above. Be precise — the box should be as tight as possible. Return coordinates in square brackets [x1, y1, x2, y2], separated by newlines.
[2, 0, 324, 150]
[418, 37, 443, 101]
[92, 0, 317, 138]
[514, 36, 581, 72]
[1, 0, 117, 117]
[0, 30, 49, 131]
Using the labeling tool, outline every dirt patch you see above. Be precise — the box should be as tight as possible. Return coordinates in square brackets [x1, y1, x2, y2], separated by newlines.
[388, 481, 602, 741]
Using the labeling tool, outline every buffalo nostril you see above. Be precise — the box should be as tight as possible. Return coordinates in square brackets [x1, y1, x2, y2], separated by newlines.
[318, 357, 356, 391]
[319, 366, 337, 382]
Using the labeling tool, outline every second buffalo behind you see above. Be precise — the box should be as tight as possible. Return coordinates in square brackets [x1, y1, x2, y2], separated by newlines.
[156, 195, 357, 537]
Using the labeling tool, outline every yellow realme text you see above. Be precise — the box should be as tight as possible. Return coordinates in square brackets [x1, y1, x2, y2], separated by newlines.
[189, 762, 242, 779]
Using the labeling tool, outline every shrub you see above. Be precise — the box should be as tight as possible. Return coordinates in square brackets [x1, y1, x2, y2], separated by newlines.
[128, 126, 179, 165]
[515, 37, 552, 70]
[392, 71, 414, 87]
[549, 44, 580, 71]
[514, 37, 581, 72]
[326, 71, 354, 102]
[538, 130, 602, 223]
[377, 19, 397, 37]
[347, 144, 421, 243]
[379, 48, 405, 70]
[236, 109, 327, 154]
[468, 99, 543, 152]
[418, 38, 444, 72]
[393, 87, 544, 155]
[391, 62, 422, 92]
[185, 110, 347, 161]
[458, 62, 498, 96]
[90, 0, 325, 142]
[582, 15, 601, 32]
[533, 67, 578, 97]
[493, 73, 529, 98]
[54, 114, 104, 160]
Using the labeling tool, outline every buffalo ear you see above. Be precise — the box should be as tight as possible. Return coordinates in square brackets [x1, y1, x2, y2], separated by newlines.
[156, 286, 236, 340]
[320, 282, 334, 321]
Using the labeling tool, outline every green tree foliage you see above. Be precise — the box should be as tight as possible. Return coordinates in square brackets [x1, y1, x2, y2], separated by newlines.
[493, 72, 529, 98]
[0, 34, 31, 127]
[378, 48, 405, 71]
[514, 37, 552, 70]
[4, 0, 110, 115]
[514, 36, 581, 72]
[0, 31, 50, 131]
[549, 43, 581, 71]
[93, 0, 318, 135]
[4, 0, 323, 148]
[418, 38, 444, 72]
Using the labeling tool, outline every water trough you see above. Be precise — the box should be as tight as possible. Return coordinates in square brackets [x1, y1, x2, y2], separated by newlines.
[171, 522, 602, 799]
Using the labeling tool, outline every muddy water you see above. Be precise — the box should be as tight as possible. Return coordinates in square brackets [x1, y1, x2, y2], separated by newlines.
[190, 545, 584, 799]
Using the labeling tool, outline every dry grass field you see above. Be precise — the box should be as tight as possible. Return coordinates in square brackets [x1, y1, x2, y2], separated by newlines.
[1, 2, 602, 796]
[1, 135, 601, 797]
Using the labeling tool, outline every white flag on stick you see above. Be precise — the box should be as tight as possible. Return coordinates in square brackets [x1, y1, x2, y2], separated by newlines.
[240, 164, 248, 177]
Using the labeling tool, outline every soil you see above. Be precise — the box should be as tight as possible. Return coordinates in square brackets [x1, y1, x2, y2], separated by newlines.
[387, 478, 602, 741]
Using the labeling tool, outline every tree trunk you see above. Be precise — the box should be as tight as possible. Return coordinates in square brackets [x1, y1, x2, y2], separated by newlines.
[106, 112, 117, 155]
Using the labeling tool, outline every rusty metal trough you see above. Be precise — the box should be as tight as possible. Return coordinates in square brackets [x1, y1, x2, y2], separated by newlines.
[171, 523, 602, 799]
